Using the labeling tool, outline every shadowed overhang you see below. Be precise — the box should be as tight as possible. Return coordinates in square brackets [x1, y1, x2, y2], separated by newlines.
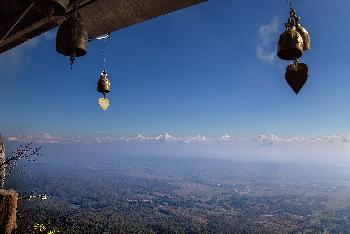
[0, 0, 207, 54]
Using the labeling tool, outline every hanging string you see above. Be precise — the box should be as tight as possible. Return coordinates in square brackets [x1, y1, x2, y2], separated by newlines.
[99, 33, 111, 71]
[102, 37, 106, 71]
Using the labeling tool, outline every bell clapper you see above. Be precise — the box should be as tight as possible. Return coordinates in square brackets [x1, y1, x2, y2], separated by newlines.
[70, 56, 75, 69]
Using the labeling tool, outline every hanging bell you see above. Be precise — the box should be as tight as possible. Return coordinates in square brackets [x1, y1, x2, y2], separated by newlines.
[285, 62, 308, 94]
[296, 24, 311, 51]
[34, 0, 69, 16]
[97, 70, 111, 94]
[291, 9, 311, 52]
[277, 27, 304, 61]
[56, 11, 88, 63]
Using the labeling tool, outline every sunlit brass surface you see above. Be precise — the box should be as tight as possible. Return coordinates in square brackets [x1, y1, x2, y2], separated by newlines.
[98, 97, 110, 111]
[34, 0, 69, 16]
[277, 27, 304, 61]
[285, 63, 308, 94]
[56, 11, 88, 58]
[97, 70, 111, 94]
[296, 24, 310, 51]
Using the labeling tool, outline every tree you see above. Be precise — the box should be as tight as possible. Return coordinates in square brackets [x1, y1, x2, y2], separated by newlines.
[0, 135, 42, 188]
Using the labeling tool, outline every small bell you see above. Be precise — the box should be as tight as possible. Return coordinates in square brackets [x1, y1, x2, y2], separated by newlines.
[277, 27, 304, 61]
[97, 70, 111, 94]
[291, 9, 311, 51]
[285, 62, 308, 94]
[34, 0, 69, 16]
[296, 24, 311, 51]
[277, 8, 312, 61]
[97, 70, 111, 111]
[56, 11, 88, 66]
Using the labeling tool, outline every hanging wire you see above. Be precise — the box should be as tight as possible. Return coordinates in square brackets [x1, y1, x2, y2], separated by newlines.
[100, 33, 111, 71]
[102, 37, 106, 71]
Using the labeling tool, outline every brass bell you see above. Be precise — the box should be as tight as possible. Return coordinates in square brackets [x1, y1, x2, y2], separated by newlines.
[296, 24, 311, 51]
[34, 0, 69, 16]
[56, 11, 88, 62]
[285, 62, 308, 94]
[97, 70, 111, 94]
[277, 27, 304, 61]
[291, 9, 311, 51]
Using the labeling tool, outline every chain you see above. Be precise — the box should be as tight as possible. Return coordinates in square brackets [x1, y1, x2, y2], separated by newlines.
[284, 0, 300, 31]
[293, 59, 299, 70]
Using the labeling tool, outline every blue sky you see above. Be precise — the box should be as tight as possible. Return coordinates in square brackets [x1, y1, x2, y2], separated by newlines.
[1, 0, 350, 139]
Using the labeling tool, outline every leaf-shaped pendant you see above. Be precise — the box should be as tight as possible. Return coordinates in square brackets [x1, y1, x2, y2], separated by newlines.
[99, 98, 110, 111]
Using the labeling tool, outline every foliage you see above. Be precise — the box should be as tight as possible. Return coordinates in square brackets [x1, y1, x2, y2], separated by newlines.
[31, 223, 46, 233]
[0, 143, 42, 187]
[30, 223, 60, 234]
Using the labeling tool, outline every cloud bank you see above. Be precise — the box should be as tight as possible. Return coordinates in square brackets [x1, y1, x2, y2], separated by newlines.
[6, 132, 350, 146]
[6, 132, 350, 167]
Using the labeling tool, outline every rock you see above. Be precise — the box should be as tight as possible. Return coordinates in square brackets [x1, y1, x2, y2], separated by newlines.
[0, 189, 18, 234]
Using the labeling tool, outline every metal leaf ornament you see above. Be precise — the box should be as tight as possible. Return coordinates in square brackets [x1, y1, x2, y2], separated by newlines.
[98, 97, 110, 111]
[285, 63, 308, 94]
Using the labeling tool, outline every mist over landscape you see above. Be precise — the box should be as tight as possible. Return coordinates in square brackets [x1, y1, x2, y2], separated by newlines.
[4, 134, 350, 233]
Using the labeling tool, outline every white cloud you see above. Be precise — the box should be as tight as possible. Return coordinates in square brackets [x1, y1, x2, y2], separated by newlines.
[7, 133, 62, 144]
[6, 132, 350, 146]
[311, 134, 350, 144]
[154, 133, 179, 142]
[183, 135, 207, 143]
[127, 133, 152, 142]
[256, 16, 280, 64]
[253, 134, 308, 145]
[219, 133, 232, 142]
[6, 133, 87, 144]
[127, 133, 208, 144]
